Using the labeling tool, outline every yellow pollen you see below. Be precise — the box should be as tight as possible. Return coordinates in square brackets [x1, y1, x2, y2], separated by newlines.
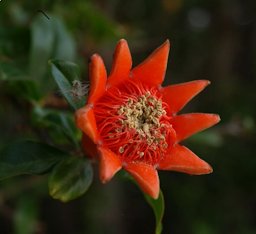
[108, 133, 114, 138]
[117, 92, 169, 157]
[137, 151, 144, 158]
[119, 146, 124, 154]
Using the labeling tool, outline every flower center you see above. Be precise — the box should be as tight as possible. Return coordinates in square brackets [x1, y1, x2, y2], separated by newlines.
[94, 80, 176, 165]
[118, 92, 168, 148]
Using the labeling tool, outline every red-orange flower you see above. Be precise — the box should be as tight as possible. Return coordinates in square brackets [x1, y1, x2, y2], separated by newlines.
[76, 39, 220, 199]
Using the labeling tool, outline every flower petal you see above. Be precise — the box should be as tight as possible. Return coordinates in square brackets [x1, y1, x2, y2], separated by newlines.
[158, 144, 212, 174]
[131, 40, 170, 87]
[98, 146, 122, 183]
[124, 162, 159, 199]
[75, 105, 99, 143]
[161, 80, 210, 114]
[107, 39, 132, 88]
[87, 54, 107, 104]
[172, 113, 220, 142]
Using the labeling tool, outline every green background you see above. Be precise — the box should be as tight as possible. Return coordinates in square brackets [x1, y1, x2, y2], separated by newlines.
[0, 0, 256, 233]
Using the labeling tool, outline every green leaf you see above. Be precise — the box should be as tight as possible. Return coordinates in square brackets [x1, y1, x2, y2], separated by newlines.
[49, 59, 85, 110]
[144, 190, 165, 234]
[0, 140, 68, 180]
[57, 112, 81, 147]
[50, 59, 80, 83]
[48, 157, 93, 202]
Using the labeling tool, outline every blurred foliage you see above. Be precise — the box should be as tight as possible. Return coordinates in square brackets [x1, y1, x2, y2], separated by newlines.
[0, 0, 256, 233]
[0, 140, 68, 179]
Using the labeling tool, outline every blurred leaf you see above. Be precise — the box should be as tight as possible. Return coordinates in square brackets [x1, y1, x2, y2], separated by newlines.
[0, 62, 25, 80]
[193, 220, 215, 234]
[243, 116, 255, 132]
[189, 131, 223, 147]
[29, 15, 55, 81]
[29, 15, 76, 86]
[0, 61, 41, 101]
[0, 26, 30, 57]
[3, 78, 41, 102]
[49, 157, 93, 202]
[9, 3, 29, 26]
[79, 2, 120, 40]
[0, 140, 68, 180]
[66, 1, 121, 41]
[49, 60, 85, 110]
[53, 18, 76, 61]
[144, 190, 165, 234]
[32, 106, 80, 147]
[14, 196, 38, 234]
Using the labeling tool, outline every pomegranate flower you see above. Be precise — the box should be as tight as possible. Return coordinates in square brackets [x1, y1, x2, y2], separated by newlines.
[75, 39, 220, 199]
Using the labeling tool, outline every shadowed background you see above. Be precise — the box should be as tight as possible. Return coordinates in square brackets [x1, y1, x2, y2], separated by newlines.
[0, 0, 256, 233]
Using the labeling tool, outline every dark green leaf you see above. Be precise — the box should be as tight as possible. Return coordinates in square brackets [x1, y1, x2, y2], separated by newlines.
[32, 106, 81, 147]
[0, 140, 68, 180]
[0, 62, 25, 80]
[3, 78, 41, 102]
[145, 190, 165, 234]
[51, 59, 80, 83]
[0, 61, 41, 102]
[57, 112, 81, 146]
[49, 60, 85, 110]
[49, 157, 93, 202]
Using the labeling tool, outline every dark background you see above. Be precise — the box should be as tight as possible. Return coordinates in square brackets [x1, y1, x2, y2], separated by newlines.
[0, 0, 256, 233]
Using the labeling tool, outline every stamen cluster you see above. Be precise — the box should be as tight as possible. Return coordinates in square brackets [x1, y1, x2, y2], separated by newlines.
[94, 81, 176, 165]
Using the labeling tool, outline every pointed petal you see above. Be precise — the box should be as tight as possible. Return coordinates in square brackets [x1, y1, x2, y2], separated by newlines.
[158, 144, 212, 175]
[81, 133, 98, 159]
[75, 105, 99, 143]
[172, 113, 220, 142]
[161, 80, 210, 114]
[131, 40, 170, 87]
[98, 147, 122, 183]
[87, 54, 107, 104]
[124, 162, 159, 199]
[107, 39, 132, 88]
